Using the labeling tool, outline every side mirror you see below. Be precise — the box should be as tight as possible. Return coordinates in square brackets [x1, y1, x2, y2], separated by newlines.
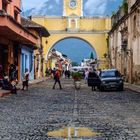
[121, 75, 125, 80]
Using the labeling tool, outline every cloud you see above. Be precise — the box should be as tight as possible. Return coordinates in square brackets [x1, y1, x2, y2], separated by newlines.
[48, 5, 53, 9]
[55, 0, 60, 4]
[84, 0, 121, 16]
[23, 0, 122, 17]
[85, 0, 108, 15]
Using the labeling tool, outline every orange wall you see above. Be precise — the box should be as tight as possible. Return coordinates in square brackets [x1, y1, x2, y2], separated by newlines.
[0, 1, 2, 9]
[0, 0, 21, 23]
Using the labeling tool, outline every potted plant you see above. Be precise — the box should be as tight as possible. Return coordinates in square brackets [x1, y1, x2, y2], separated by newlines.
[72, 72, 82, 90]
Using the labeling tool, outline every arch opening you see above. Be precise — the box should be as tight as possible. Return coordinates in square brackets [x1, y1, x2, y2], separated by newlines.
[47, 37, 97, 65]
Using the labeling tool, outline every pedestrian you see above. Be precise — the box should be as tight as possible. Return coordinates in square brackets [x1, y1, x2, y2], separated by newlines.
[51, 68, 56, 78]
[45, 68, 49, 77]
[67, 70, 70, 79]
[87, 69, 101, 91]
[52, 69, 62, 90]
[2, 75, 12, 90]
[11, 78, 17, 94]
[22, 69, 29, 90]
[65, 70, 68, 78]
[97, 69, 101, 76]
[84, 69, 89, 84]
[0, 65, 4, 87]
[9, 64, 17, 82]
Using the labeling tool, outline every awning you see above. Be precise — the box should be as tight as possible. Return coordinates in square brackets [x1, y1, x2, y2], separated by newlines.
[0, 15, 38, 45]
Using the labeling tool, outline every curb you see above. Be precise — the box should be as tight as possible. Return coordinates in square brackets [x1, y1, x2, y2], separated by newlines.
[124, 83, 140, 93]
[0, 90, 11, 97]
[0, 78, 49, 98]
[125, 87, 140, 94]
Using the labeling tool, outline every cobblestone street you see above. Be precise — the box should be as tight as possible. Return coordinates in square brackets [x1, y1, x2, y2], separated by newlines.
[0, 78, 140, 140]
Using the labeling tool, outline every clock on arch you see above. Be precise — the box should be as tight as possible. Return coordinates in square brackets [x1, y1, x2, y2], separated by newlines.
[69, 0, 77, 9]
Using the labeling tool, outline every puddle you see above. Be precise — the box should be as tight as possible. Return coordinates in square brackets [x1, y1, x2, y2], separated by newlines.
[48, 126, 100, 139]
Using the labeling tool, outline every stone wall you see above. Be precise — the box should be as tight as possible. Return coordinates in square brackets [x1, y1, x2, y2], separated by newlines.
[133, 65, 140, 85]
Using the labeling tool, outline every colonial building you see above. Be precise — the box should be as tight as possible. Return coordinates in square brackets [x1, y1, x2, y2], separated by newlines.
[0, 0, 38, 80]
[32, 0, 111, 70]
[47, 49, 71, 71]
[109, 0, 140, 84]
[21, 18, 50, 79]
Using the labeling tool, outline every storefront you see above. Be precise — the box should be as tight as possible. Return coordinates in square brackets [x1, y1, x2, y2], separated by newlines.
[0, 44, 8, 74]
[20, 45, 34, 81]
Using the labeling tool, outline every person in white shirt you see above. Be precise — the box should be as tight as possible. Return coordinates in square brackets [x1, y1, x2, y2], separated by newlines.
[84, 69, 89, 84]
[22, 69, 29, 90]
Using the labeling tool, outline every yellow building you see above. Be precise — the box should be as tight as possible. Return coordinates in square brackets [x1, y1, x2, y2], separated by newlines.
[32, 0, 111, 70]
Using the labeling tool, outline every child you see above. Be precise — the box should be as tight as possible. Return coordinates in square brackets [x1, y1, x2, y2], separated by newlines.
[11, 79, 17, 94]
[22, 69, 29, 90]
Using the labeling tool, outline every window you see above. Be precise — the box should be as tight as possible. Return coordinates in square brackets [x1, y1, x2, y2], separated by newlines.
[133, 15, 137, 38]
[71, 19, 76, 29]
[29, 53, 33, 72]
[14, 11, 18, 21]
[101, 70, 118, 78]
[2, 0, 7, 12]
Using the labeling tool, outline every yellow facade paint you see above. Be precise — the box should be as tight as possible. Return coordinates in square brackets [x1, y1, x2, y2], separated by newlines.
[32, 0, 111, 69]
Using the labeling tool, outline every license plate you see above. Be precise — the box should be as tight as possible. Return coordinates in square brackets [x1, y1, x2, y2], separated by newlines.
[110, 85, 116, 87]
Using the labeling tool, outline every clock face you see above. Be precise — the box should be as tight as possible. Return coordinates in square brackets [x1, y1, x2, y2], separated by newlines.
[69, 0, 77, 9]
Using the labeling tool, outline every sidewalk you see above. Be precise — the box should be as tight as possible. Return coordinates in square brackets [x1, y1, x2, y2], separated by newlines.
[124, 82, 140, 93]
[0, 77, 49, 98]
[17, 77, 49, 89]
[0, 89, 11, 97]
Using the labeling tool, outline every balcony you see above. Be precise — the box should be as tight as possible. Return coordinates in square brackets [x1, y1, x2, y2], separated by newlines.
[0, 14, 38, 45]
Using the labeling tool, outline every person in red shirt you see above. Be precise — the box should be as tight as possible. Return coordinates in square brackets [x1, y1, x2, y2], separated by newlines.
[52, 69, 62, 90]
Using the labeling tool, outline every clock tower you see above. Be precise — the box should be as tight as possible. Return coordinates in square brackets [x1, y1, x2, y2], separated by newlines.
[63, 0, 83, 17]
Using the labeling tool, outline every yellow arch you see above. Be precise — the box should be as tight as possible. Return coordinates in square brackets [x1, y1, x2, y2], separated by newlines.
[46, 36, 97, 60]
[32, 16, 111, 70]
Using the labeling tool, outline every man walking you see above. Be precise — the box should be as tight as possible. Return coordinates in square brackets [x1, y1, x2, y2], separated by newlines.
[52, 69, 62, 90]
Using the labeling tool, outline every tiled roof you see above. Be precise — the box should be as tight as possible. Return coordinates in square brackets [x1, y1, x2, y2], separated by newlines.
[21, 17, 50, 37]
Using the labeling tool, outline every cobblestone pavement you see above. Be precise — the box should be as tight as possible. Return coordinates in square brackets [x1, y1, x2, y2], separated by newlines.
[0, 78, 140, 140]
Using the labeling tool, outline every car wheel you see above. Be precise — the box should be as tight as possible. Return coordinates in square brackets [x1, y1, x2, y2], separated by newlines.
[100, 86, 104, 91]
[118, 85, 124, 91]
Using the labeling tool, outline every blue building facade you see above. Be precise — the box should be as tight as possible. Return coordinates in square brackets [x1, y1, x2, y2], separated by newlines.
[20, 45, 34, 81]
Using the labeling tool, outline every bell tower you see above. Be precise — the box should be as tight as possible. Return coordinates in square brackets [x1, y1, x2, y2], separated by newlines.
[63, 0, 83, 17]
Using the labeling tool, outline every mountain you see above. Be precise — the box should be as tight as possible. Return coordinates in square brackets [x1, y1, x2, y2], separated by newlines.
[23, 0, 122, 17]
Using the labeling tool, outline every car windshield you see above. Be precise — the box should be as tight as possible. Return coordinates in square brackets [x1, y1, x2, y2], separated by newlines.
[100, 70, 121, 78]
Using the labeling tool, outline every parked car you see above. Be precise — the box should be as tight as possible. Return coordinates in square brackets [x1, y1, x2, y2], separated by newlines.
[99, 69, 124, 91]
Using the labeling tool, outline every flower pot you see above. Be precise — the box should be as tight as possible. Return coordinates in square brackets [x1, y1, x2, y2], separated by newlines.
[74, 81, 81, 90]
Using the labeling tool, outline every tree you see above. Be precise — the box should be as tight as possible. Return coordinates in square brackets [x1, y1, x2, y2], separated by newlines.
[122, 0, 128, 14]
[72, 62, 79, 66]
[90, 52, 94, 59]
